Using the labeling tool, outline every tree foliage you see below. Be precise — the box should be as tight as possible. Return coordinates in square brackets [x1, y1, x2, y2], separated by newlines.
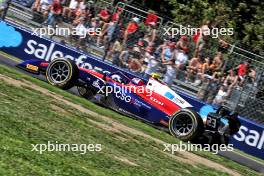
[129, 0, 263, 56]
[166, 0, 264, 56]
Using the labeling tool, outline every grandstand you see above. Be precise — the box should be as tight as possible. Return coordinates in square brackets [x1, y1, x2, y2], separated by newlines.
[2, 0, 264, 123]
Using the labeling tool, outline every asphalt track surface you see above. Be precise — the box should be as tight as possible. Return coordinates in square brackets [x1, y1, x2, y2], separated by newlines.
[0, 54, 264, 174]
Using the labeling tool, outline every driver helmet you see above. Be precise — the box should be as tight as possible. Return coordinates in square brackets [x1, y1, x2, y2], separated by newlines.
[131, 78, 144, 86]
[151, 73, 161, 80]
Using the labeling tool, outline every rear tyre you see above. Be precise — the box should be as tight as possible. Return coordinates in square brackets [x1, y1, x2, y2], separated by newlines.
[169, 108, 204, 141]
[46, 58, 78, 90]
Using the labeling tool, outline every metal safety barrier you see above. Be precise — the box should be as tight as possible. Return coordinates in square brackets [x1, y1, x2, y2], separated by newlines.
[6, 2, 41, 27]
[94, 0, 115, 14]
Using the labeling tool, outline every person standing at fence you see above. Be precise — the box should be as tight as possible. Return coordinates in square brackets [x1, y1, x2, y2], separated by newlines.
[62, 0, 80, 21]
[223, 69, 239, 97]
[123, 17, 140, 48]
[213, 86, 228, 106]
[112, 7, 122, 22]
[185, 55, 203, 84]
[110, 37, 123, 66]
[174, 36, 189, 79]
[145, 22, 157, 43]
[205, 72, 223, 104]
[236, 60, 250, 85]
[243, 65, 257, 93]
[144, 53, 160, 79]
[247, 66, 257, 83]
[85, 0, 96, 19]
[69, 17, 86, 49]
[193, 20, 210, 58]
[213, 52, 224, 71]
[119, 45, 133, 68]
[128, 51, 144, 73]
[32, 0, 53, 20]
[44, 0, 63, 26]
[162, 42, 177, 86]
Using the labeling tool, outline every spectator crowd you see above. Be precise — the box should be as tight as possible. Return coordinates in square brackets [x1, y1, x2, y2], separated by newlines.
[29, 0, 258, 106]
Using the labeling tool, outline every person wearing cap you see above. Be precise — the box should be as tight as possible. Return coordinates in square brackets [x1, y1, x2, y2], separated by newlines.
[123, 17, 140, 44]
[97, 6, 110, 22]
[176, 35, 189, 52]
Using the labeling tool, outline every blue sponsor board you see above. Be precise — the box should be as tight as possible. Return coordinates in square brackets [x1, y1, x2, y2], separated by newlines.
[0, 21, 140, 78]
[0, 20, 263, 160]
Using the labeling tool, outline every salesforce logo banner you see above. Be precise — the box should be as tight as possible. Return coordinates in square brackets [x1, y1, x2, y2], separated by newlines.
[0, 21, 23, 47]
[0, 20, 263, 160]
[0, 20, 129, 77]
[230, 120, 264, 159]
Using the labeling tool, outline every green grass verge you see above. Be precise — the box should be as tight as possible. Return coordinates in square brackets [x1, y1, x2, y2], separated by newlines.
[0, 64, 261, 176]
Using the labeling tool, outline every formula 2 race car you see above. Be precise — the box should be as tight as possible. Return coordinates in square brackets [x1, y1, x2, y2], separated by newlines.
[17, 58, 241, 145]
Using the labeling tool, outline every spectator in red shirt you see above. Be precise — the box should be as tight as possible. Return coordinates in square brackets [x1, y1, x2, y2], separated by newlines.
[176, 35, 189, 53]
[51, 0, 63, 14]
[193, 20, 210, 58]
[46, 0, 63, 26]
[124, 17, 140, 45]
[236, 61, 250, 84]
[111, 7, 122, 22]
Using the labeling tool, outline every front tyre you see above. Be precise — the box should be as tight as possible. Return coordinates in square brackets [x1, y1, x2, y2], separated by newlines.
[169, 108, 204, 141]
[46, 58, 78, 90]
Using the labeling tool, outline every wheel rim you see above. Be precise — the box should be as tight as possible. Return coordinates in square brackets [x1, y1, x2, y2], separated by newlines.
[172, 112, 194, 136]
[48, 61, 70, 84]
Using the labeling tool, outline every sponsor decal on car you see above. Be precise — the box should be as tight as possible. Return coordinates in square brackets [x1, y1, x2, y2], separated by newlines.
[26, 64, 38, 71]
[133, 99, 151, 110]
[115, 91, 131, 103]
[150, 97, 164, 106]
